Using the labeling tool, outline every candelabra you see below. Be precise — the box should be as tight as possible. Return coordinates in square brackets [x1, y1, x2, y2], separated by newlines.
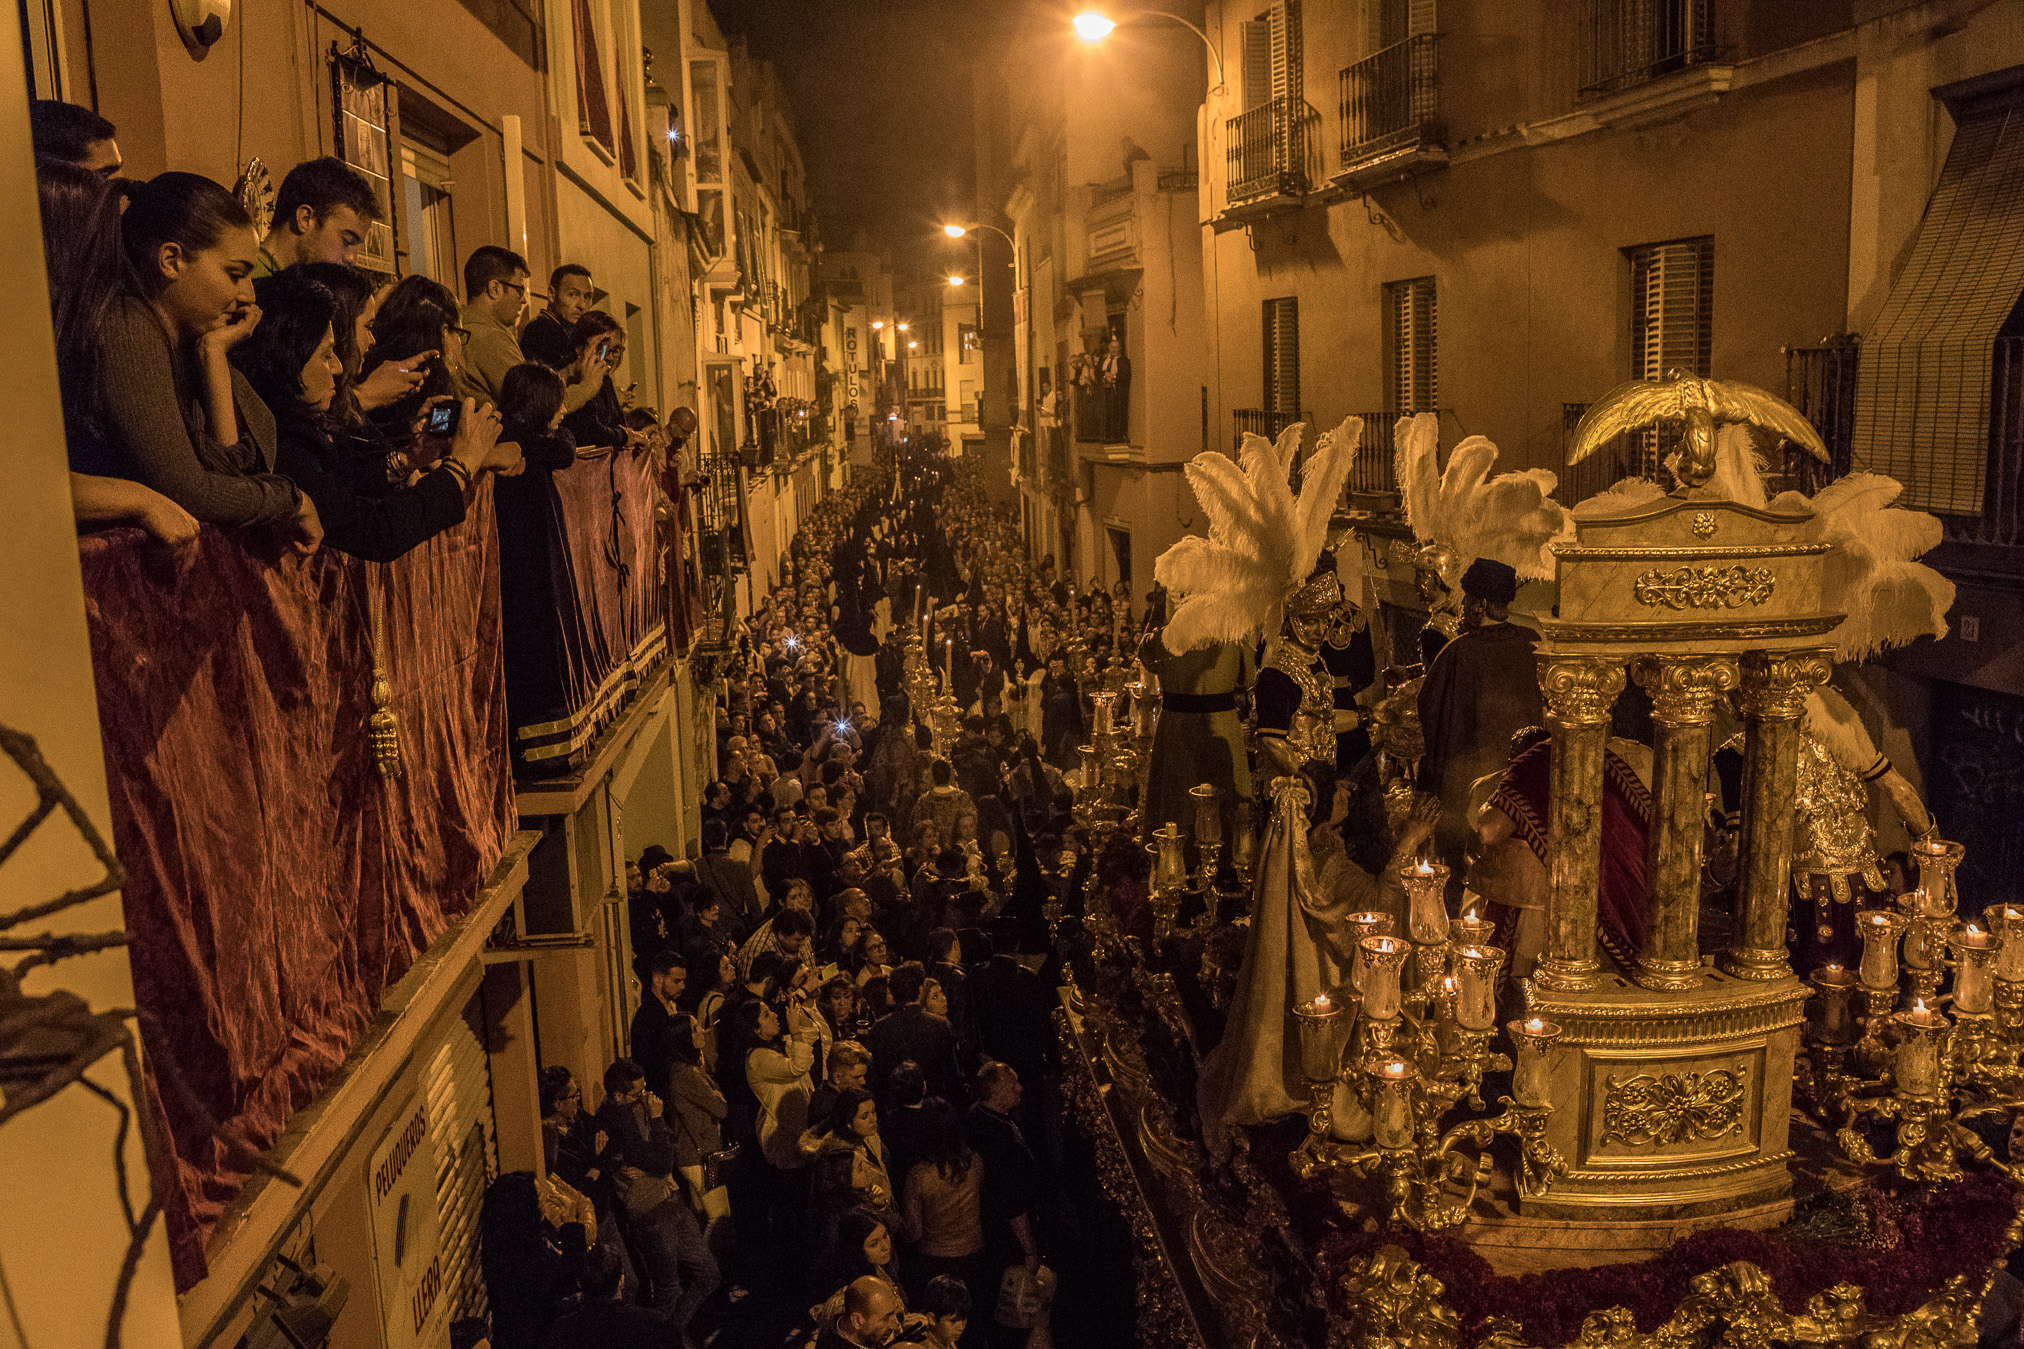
[1190, 783, 1222, 896]
[1288, 902, 1567, 1229]
[1799, 837, 2024, 1184]
[1147, 822, 1187, 940]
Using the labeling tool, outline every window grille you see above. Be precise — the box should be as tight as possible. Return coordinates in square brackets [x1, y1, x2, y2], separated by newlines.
[1623, 235, 1713, 480]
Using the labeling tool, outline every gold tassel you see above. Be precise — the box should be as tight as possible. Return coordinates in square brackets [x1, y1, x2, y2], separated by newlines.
[368, 664, 404, 779]
[364, 574, 404, 780]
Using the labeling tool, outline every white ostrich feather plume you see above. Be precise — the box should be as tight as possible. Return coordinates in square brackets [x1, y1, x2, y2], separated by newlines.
[1394, 413, 1574, 580]
[1763, 472, 1954, 662]
[1155, 417, 1363, 651]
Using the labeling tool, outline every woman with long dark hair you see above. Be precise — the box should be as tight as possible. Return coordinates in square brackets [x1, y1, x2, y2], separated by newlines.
[37, 158, 201, 549]
[663, 1012, 731, 1223]
[360, 273, 464, 433]
[559, 310, 633, 450]
[229, 269, 516, 562]
[54, 166, 320, 550]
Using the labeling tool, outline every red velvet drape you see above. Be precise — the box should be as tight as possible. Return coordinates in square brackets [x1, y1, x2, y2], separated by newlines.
[79, 487, 514, 1290]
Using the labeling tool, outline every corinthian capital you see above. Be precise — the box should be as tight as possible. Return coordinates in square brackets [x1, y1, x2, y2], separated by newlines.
[1537, 657, 1627, 729]
[1737, 649, 1833, 721]
[1632, 655, 1741, 728]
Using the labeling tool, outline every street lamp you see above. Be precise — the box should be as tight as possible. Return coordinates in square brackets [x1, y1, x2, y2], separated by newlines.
[1072, 8, 1225, 91]
[947, 275, 966, 286]
[872, 320, 884, 329]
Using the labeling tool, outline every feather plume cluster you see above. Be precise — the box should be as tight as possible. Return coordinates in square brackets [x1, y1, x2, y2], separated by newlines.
[1154, 418, 1362, 651]
[1393, 413, 1574, 580]
[1761, 473, 1955, 663]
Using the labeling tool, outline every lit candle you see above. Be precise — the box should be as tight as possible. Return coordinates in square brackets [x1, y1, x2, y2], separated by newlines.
[1399, 857, 1451, 946]
[1859, 910, 1906, 991]
[1359, 936, 1409, 1021]
[1346, 912, 1391, 993]
[1893, 998, 1947, 1097]
[1953, 925, 1998, 1016]
[1370, 1060, 1418, 1148]
[1507, 1017, 1560, 1109]
[1191, 783, 1222, 846]
[1987, 905, 2024, 984]
[1452, 944, 1506, 1032]
[1294, 992, 1344, 1082]
[1809, 963, 1858, 1045]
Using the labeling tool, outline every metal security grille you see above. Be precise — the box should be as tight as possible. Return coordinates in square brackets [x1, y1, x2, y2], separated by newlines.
[426, 996, 498, 1324]
[1384, 277, 1437, 418]
[1263, 297, 1301, 415]
[1851, 101, 2024, 519]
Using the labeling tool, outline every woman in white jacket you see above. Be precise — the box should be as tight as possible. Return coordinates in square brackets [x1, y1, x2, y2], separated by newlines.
[737, 996, 820, 1172]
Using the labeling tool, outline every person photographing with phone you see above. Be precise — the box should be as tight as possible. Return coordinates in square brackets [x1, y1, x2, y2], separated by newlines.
[561, 310, 646, 451]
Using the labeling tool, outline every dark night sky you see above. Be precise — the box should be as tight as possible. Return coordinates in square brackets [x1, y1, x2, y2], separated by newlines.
[712, 0, 1005, 259]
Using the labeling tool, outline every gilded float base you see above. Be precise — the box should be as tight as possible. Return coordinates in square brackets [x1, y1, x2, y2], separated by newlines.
[1524, 968, 1808, 1220]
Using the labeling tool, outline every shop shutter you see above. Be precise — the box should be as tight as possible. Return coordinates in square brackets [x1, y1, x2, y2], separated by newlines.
[424, 996, 497, 1323]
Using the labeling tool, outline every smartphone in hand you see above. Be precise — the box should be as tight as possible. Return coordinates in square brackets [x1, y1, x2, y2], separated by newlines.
[426, 401, 463, 436]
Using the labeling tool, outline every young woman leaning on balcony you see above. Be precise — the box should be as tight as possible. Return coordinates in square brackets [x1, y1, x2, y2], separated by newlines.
[53, 167, 321, 552]
[230, 269, 521, 564]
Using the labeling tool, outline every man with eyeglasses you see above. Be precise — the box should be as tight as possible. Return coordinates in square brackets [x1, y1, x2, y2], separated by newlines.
[456, 244, 533, 406]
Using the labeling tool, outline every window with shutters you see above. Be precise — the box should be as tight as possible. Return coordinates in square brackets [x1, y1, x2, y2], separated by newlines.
[1264, 298, 1301, 413]
[1582, 0, 1719, 98]
[1627, 237, 1713, 382]
[1384, 277, 1437, 418]
[1340, 0, 1441, 171]
[1228, 2, 1308, 205]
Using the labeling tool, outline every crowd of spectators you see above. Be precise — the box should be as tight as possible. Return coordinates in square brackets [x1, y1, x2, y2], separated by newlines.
[468, 452, 1121, 1347]
[31, 99, 670, 571]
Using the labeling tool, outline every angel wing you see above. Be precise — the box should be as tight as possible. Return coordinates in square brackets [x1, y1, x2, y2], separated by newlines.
[1565, 380, 1695, 466]
[1701, 379, 1829, 463]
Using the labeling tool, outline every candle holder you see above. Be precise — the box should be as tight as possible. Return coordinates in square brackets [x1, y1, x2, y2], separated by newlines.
[1232, 814, 1258, 890]
[1369, 1059, 1419, 1149]
[1509, 1017, 1561, 1109]
[1358, 936, 1411, 1030]
[1293, 992, 1351, 1137]
[1449, 913, 1496, 949]
[1399, 858, 1452, 995]
[1190, 783, 1221, 892]
[1147, 822, 1186, 939]
[1804, 964, 1860, 1112]
[1912, 837, 1965, 917]
[1346, 912, 1393, 994]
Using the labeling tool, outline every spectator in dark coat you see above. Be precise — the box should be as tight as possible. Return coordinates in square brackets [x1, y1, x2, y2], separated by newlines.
[865, 963, 963, 1104]
[620, 1136, 720, 1332]
[965, 1062, 1043, 1280]
[693, 819, 764, 942]
[537, 1240, 667, 1349]
[627, 950, 686, 1099]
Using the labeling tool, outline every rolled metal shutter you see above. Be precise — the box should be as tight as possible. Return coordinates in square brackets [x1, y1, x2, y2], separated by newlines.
[424, 995, 497, 1323]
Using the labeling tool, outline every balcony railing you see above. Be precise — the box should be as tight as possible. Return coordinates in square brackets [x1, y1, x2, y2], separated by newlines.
[1783, 335, 1857, 497]
[1581, 0, 1719, 97]
[1343, 412, 1399, 500]
[1339, 35, 1441, 167]
[1226, 96, 1311, 205]
[1957, 337, 2024, 547]
[1233, 407, 1310, 451]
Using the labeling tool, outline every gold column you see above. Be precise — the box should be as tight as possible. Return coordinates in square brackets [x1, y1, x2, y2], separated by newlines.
[1533, 657, 1626, 993]
[1722, 650, 1833, 982]
[1630, 655, 1739, 991]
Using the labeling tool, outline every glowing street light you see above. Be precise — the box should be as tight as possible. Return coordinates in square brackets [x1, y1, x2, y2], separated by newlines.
[1072, 7, 1224, 89]
[943, 223, 968, 238]
[1072, 11, 1116, 41]
[947, 275, 966, 286]
[872, 320, 885, 329]
[897, 321, 909, 331]
[908, 340, 918, 349]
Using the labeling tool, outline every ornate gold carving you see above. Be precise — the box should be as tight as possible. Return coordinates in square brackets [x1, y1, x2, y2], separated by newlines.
[1538, 615, 1840, 644]
[1736, 649, 1833, 721]
[1538, 657, 1627, 729]
[1633, 565, 1776, 611]
[1599, 1067, 1749, 1148]
[1691, 511, 1717, 538]
[1532, 992, 1805, 1047]
[1562, 542, 1829, 560]
[1338, 1245, 1461, 1349]
[1632, 656, 1741, 727]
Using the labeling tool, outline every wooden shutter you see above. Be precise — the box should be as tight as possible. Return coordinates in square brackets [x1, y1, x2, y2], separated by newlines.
[1386, 277, 1437, 416]
[1263, 297, 1300, 414]
[1853, 102, 2024, 515]
[426, 996, 498, 1324]
[1630, 237, 1712, 382]
[1242, 19, 1273, 110]
[1268, 4, 1290, 100]
[1378, 0, 1433, 49]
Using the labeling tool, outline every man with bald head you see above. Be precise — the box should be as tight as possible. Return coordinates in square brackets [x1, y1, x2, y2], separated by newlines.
[815, 1275, 903, 1347]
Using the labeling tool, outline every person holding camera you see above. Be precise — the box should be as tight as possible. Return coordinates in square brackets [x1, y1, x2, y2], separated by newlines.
[230, 270, 522, 562]
[560, 311, 642, 452]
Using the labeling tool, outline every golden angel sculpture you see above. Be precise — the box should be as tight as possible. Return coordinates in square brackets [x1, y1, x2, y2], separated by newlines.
[1565, 368, 1829, 490]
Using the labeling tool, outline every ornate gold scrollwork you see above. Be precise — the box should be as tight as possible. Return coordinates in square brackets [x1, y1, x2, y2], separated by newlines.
[1633, 565, 1776, 611]
[1599, 1067, 1749, 1148]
